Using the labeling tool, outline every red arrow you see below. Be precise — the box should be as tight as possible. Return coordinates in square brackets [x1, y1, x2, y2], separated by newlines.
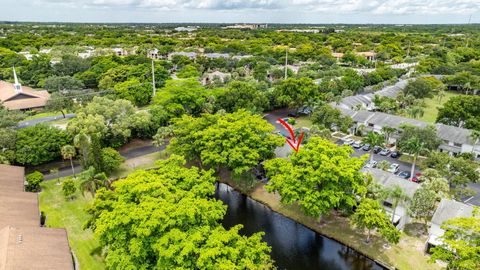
[278, 118, 304, 152]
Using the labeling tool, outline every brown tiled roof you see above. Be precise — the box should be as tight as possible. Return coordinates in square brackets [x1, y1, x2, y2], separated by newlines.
[0, 226, 74, 270]
[0, 191, 39, 229]
[0, 81, 50, 110]
[0, 165, 74, 270]
[0, 165, 24, 193]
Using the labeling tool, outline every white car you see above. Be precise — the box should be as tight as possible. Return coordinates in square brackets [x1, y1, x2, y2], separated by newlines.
[342, 138, 354, 145]
[388, 163, 400, 174]
[364, 160, 378, 168]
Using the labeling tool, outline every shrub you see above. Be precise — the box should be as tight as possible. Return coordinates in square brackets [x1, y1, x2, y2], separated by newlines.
[100, 147, 125, 174]
[26, 171, 44, 192]
[62, 178, 76, 200]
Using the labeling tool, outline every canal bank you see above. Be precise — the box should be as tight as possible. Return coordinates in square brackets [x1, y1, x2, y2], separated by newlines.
[218, 176, 440, 270]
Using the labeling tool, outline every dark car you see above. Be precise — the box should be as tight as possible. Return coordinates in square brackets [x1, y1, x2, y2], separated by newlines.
[287, 112, 298, 118]
[390, 151, 401, 158]
[362, 144, 371, 151]
[373, 146, 382, 154]
[379, 149, 391, 156]
[398, 171, 411, 179]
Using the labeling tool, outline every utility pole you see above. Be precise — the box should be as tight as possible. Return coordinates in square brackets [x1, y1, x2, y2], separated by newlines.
[284, 48, 288, 80]
[151, 59, 156, 96]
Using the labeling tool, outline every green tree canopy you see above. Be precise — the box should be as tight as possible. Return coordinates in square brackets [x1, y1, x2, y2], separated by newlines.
[86, 155, 273, 269]
[436, 95, 480, 130]
[265, 137, 368, 218]
[167, 110, 283, 174]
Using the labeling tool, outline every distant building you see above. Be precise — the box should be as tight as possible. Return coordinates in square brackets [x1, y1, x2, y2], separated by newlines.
[224, 24, 268, 30]
[0, 67, 50, 110]
[168, 51, 197, 60]
[17, 51, 35, 61]
[0, 164, 74, 270]
[147, 49, 166, 60]
[426, 199, 473, 252]
[204, 53, 230, 59]
[174, 26, 199, 32]
[202, 71, 231, 85]
[111, 47, 128, 56]
[356, 51, 377, 61]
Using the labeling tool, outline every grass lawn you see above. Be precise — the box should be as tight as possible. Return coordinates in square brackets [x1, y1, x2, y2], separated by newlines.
[417, 92, 463, 123]
[110, 150, 168, 179]
[24, 111, 67, 120]
[293, 116, 313, 129]
[39, 180, 105, 270]
[249, 184, 442, 270]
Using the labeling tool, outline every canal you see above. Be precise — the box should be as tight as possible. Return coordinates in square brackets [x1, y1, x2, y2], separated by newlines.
[215, 183, 385, 270]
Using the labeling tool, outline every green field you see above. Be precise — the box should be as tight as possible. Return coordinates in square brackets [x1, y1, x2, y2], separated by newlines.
[416, 91, 463, 123]
[39, 180, 106, 270]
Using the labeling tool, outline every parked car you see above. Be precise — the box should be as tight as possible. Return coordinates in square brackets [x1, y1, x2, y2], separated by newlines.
[352, 141, 362, 148]
[390, 151, 401, 158]
[362, 144, 371, 151]
[364, 160, 378, 168]
[281, 117, 290, 123]
[342, 138, 354, 145]
[388, 163, 400, 173]
[379, 149, 391, 156]
[411, 172, 422, 182]
[398, 171, 411, 179]
[287, 112, 298, 117]
[373, 146, 382, 154]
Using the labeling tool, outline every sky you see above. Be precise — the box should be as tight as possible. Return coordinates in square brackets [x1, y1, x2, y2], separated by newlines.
[1, 0, 479, 24]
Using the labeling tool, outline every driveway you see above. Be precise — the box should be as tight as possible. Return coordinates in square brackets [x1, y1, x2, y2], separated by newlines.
[18, 113, 76, 128]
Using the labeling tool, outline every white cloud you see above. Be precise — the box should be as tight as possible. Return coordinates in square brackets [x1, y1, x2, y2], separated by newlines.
[36, 0, 480, 14]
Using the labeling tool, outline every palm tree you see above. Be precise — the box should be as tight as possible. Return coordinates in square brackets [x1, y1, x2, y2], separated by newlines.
[385, 185, 410, 224]
[377, 160, 390, 171]
[470, 130, 480, 155]
[362, 132, 385, 162]
[61, 145, 76, 178]
[381, 126, 396, 144]
[79, 167, 109, 197]
[402, 137, 427, 181]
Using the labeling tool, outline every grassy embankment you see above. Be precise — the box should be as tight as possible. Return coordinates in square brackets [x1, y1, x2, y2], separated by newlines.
[416, 91, 463, 124]
[39, 150, 166, 270]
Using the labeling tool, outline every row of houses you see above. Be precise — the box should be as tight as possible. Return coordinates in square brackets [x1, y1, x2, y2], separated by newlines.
[0, 164, 74, 269]
[363, 168, 474, 252]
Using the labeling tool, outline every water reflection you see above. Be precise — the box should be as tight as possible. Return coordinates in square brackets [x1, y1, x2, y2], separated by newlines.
[215, 183, 384, 270]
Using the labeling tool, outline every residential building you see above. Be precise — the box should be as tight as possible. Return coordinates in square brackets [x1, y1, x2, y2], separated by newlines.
[111, 47, 128, 56]
[0, 164, 74, 270]
[224, 24, 268, 30]
[0, 67, 50, 110]
[204, 53, 230, 59]
[362, 168, 419, 230]
[147, 49, 166, 60]
[202, 71, 230, 85]
[168, 51, 197, 60]
[426, 198, 474, 252]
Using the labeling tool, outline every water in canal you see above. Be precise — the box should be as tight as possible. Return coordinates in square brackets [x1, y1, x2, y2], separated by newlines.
[215, 183, 385, 270]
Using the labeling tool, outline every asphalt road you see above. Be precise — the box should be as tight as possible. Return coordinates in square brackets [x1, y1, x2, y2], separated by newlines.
[42, 143, 163, 180]
[18, 113, 76, 128]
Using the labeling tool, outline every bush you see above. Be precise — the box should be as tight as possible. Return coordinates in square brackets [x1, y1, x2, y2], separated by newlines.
[26, 171, 44, 192]
[100, 147, 125, 174]
[62, 178, 76, 200]
[15, 124, 71, 166]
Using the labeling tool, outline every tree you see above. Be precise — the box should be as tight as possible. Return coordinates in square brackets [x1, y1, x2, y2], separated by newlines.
[362, 132, 385, 162]
[381, 126, 396, 143]
[397, 124, 441, 152]
[273, 77, 318, 108]
[401, 137, 427, 181]
[44, 75, 85, 92]
[62, 178, 76, 200]
[176, 64, 200, 78]
[377, 160, 391, 171]
[385, 185, 410, 224]
[420, 169, 450, 200]
[470, 130, 480, 155]
[78, 167, 109, 197]
[100, 147, 124, 174]
[113, 78, 152, 106]
[15, 124, 71, 166]
[311, 104, 353, 133]
[0, 105, 24, 128]
[436, 95, 480, 130]
[46, 92, 75, 118]
[25, 171, 44, 192]
[265, 137, 368, 219]
[214, 81, 269, 113]
[153, 79, 207, 117]
[168, 110, 283, 174]
[424, 151, 479, 187]
[85, 155, 273, 269]
[430, 215, 480, 270]
[61, 145, 76, 178]
[409, 187, 437, 226]
[404, 78, 436, 99]
[350, 198, 400, 244]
